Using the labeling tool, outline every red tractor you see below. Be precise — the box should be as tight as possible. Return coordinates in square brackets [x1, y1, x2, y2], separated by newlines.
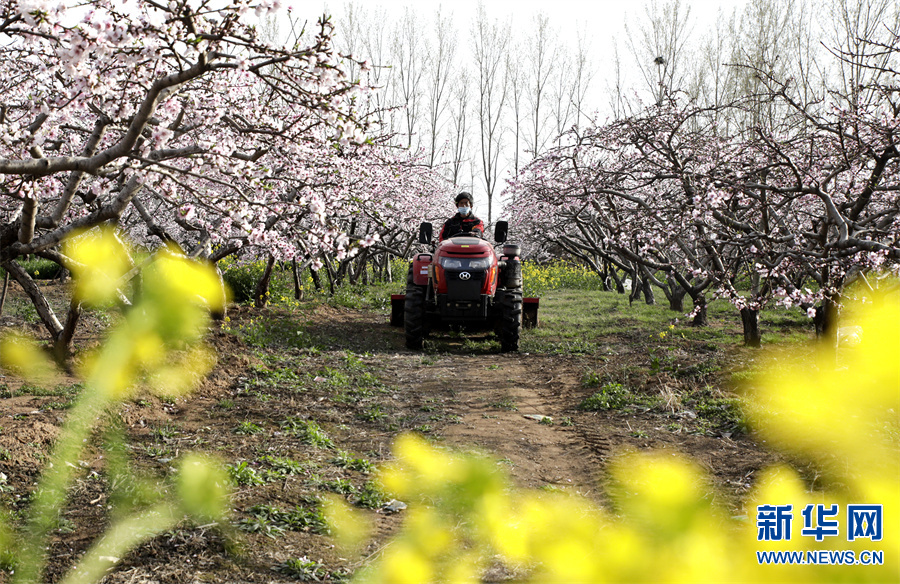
[390, 221, 538, 351]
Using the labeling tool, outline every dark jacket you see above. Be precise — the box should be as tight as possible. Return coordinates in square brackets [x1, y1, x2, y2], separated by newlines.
[439, 213, 484, 241]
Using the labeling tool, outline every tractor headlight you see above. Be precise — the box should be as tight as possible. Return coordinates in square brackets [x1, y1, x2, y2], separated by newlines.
[441, 258, 491, 270]
[440, 258, 464, 269]
[439, 257, 492, 270]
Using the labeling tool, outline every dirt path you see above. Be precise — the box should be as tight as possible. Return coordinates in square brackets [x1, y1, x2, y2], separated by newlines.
[0, 300, 779, 583]
[382, 343, 775, 513]
[407, 353, 599, 495]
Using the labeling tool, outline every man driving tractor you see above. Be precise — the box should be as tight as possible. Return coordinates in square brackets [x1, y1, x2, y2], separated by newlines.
[439, 192, 484, 241]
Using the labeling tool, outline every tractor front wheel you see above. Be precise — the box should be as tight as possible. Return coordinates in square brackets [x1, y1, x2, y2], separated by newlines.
[404, 281, 428, 350]
[498, 288, 523, 352]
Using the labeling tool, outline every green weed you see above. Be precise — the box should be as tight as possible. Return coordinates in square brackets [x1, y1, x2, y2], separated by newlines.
[355, 481, 386, 509]
[581, 371, 604, 388]
[234, 421, 264, 435]
[489, 397, 518, 411]
[281, 418, 334, 449]
[242, 503, 327, 534]
[321, 478, 357, 495]
[227, 461, 267, 486]
[357, 405, 387, 423]
[259, 455, 306, 477]
[687, 387, 748, 435]
[276, 556, 328, 581]
[150, 424, 178, 441]
[331, 451, 374, 474]
[578, 383, 632, 411]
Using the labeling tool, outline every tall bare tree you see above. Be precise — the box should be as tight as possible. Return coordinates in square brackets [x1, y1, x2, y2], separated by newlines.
[549, 49, 575, 147]
[525, 13, 557, 159]
[357, 5, 395, 135]
[391, 8, 428, 150]
[506, 46, 525, 175]
[472, 3, 510, 223]
[447, 69, 472, 187]
[626, 0, 693, 105]
[684, 6, 741, 134]
[425, 8, 458, 166]
[605, 39, 629, 119]
[826, 0, 900, 112]
[569, 30, 595, 130]
[729, 0, 798, 132]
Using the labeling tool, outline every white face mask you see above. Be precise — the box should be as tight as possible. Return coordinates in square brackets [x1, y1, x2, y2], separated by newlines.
[458, 206, 471, 215]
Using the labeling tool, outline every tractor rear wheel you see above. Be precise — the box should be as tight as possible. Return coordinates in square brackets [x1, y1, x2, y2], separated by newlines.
[498, 288, 523, 352]
[404, 272, 427, 350]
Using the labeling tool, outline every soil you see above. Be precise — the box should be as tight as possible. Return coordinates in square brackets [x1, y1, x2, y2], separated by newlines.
[0, 281, 782, 583]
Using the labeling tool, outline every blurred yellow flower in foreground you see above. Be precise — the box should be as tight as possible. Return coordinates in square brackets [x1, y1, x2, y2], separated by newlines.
[0, 331, 57, 384]
[63, 227, 132, 306]
[332, 278, 899, 583]
[0, 233, 231, 584]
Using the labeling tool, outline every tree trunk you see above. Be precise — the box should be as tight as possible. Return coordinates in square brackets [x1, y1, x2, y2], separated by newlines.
[310, 268, 322, 292]
[54, 300, 82, 362]
[292, 259, 304, 301]
[210, 266, 226, 321]
[1, 260, 64, 339]
[323, 261, 337, 296]
[668, 284, 686, 311]
[628, 270, 641, 305]
[813, 297, 838, 343]
[813, 295, 839, 368]
[0, 270, 9, 317]
[350, 250, 369, 286]
[253, 255, 276, 308]
[641, 276, 655, 305]
[691, 293, 708, 327]
[600, 267, 611, 292]
[333, 258, 347, 288]
[740, 307, 761, 347]
[610, 268, 625, 294]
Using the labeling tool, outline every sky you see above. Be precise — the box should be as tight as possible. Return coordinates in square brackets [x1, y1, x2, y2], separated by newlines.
[286, 0, 753, 117]
[283, 0, 754, 212]
[291, 0, 752, 64]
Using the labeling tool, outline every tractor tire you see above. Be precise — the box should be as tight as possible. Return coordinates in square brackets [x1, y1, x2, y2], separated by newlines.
[498, 288, 523, 352]
[404, 280, 428, 350]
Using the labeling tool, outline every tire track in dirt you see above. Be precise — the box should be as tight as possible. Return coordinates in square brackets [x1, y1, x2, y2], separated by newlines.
[400, 352, 603, 497]
[388, 343, 777, 509]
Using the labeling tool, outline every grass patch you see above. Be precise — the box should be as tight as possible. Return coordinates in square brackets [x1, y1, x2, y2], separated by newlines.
[276, 557, 329, 580]
[259, 455, 307, 477]
[18, 257, 63, 280]
[331, 450, 374, 474]
[578, 382, 659, 412]
[489, 397, 518, 411]
[232, 315, 319, 350]
[228, 461, 267, 486]
[281, 418, 334, 449]
[235, 421, 265, 435]
[6, 383, 84, 398]
[239, 503, 328, 536]
[150, 424, 178, 441]
[578, 383, 633, 411]
[686, 386, 749, 435]
[355, 481, 386, 509]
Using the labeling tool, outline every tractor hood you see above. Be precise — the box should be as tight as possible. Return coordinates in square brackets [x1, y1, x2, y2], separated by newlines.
[437, 236, 493, 256]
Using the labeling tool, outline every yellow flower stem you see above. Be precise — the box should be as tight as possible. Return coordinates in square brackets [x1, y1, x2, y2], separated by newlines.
[59, 502, 181, 584]
[12, 389, 113, 584]
[13, 326, 134, 583]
